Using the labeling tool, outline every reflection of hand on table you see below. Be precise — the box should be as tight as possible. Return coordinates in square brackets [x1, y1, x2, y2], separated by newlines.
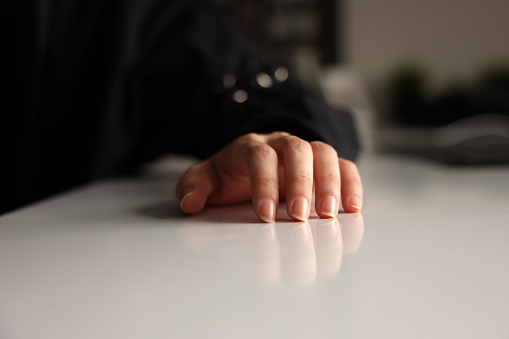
[178, 206, 364, 286]
[176, 132, 363, 223]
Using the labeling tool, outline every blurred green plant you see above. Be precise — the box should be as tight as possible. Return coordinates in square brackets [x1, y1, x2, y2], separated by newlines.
[390, 62, 429, 93]
[389, 61, 431, 124]
[479, 63, 509, 89]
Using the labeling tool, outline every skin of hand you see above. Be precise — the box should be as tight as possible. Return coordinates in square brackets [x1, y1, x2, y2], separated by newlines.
[176, 132, 363, 223]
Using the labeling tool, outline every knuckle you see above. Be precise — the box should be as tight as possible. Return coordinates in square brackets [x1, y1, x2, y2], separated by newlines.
[310, 141, 338, 157]
[342, 177, 362, 187]
[281, 135, 311, 153]
[237, 133, 259, 144]
[255, 176, 279, 189]
[339, 158, 355, 168]
[183, 162, 203, 175]
[271, 131, 290, 138]
[247, 143, 276, 159]
[316, 172, 341, 186]
[289, 172, 314, 188]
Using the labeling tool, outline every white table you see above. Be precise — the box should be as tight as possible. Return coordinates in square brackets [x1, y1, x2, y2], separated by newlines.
[1, 154, 508, 339]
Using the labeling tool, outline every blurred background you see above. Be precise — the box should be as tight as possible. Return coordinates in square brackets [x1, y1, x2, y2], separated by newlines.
[214, 0, 509, 164]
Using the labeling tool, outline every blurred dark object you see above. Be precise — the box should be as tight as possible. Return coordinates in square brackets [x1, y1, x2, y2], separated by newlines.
[476, 63, 509, 116]
[479, 63, 509, 89]
[213, 0, 341, 65]
[419, 114, 509, 165]
[389, 63, 430, 124]
[384, 62, 509, 164]
[390, 62, 509, 126]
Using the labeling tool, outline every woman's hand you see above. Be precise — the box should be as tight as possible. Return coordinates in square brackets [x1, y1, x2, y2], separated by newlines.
[176, 132, 363, 222]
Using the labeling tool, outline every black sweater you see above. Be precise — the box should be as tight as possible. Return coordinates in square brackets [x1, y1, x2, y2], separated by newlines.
[2, 0, 359, 214]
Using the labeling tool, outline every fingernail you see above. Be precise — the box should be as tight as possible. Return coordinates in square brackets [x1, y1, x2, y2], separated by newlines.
[291, 223, 310, 244]
[259, 198, 276, 223]
[350, 195, 361, 211]
[180, 191, 193, 211]
[320, 194, 337, 218]
[291, 196, 309, 221]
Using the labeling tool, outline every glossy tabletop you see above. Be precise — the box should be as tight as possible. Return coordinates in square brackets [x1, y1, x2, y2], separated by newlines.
[1, 154, 508, 339]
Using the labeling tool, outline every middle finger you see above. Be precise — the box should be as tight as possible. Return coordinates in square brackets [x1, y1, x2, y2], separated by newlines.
[268, 135, 314, 221]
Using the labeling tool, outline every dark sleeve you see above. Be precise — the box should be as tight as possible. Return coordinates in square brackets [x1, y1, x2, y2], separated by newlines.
[127, 0, 360, 164]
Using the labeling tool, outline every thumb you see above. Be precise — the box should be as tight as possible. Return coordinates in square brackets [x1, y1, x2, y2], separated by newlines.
[176, 162, 215, 214]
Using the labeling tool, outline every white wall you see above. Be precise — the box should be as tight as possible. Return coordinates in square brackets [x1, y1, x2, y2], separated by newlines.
[343, 0, 509, 120]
